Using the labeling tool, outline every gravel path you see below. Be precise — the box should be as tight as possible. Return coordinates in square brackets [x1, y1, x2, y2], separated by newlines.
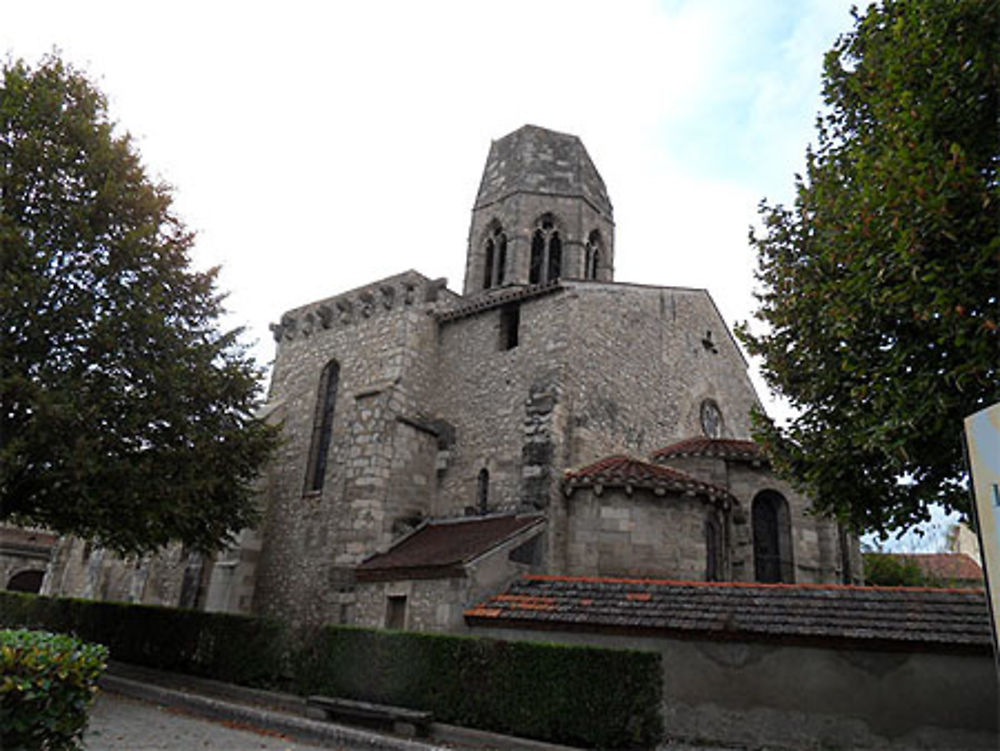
[85, 691, 331, 750]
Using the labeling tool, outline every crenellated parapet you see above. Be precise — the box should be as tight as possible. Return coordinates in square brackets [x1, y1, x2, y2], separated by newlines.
[268, 274, 455, 342]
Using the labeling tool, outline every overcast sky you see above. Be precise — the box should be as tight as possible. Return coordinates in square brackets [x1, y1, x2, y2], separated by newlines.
[4, 0, 858, 371]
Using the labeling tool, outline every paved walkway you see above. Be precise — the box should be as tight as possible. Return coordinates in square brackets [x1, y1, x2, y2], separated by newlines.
[86, 691, 329, 750]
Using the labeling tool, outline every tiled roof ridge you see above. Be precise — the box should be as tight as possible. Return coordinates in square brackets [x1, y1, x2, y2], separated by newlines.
[650, 436, 764, 462]
[522, 573, 985, 596]
[437, 281, 562, 322]
[563, 454, 734, 502]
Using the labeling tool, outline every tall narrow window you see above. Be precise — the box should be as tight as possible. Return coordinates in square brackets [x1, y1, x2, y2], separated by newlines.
[530, 214, 562, 284]
[499, 304, 520, 350]
[705, 516, 722, 581]
[477, 468, 489, 513]
[482, 224, 507, 290]
[752, 490, 793, 583]
[547, 233, 562, 281]
[496, 233, 507, 285]
[585, 230, 602, 279]
[483, 239, 495, 289]
[305, 360, 340, 493]
[529, 231, 544, 283]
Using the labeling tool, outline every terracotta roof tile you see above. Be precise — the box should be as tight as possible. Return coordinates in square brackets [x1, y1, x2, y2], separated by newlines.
[876, 553, 985, 584]
[465, 575, 991, 651]
[650, 437, 764, 463]
[563, 455, 734, 503]
[356, 514, 544, 582]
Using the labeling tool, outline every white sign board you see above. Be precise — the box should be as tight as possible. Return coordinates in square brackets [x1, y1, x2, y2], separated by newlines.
[965, 402, 1000, 653]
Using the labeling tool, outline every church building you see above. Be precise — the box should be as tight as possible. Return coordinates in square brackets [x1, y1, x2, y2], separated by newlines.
[246, 124, 859, 630]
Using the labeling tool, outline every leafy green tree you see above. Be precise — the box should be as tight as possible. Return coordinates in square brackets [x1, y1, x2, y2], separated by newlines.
[738, 0, 999, 536]
[862, 553, 939, 588]
[0, 55, 277, 554]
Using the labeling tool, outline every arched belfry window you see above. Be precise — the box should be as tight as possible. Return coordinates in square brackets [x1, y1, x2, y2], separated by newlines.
[305, 360, 340, 493]
[482, 224, 508, 291]
[752, 490, 794, 583]
[584, 230, 602, 280]
[477, 468, 489, 513]
[529, 214, 562, 284]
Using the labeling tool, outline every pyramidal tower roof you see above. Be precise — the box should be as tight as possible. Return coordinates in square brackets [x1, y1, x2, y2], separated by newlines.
[473, 125, 612, 218]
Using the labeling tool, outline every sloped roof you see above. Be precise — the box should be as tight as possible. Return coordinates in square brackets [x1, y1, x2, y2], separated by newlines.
[563, 455, 734, 504]
[474, 125, 612, 217]
[875, 553, 985, 584]
[465, 575, 991, 651]
[356, 514, 545, 582]
[651, 437, 764, 463]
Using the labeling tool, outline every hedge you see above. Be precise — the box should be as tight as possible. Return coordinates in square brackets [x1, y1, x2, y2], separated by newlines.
[1, 629, 108, 750]
[0, 591, 286, 687]
[294, 625, 663, 749]
[0, 592, 663, 749]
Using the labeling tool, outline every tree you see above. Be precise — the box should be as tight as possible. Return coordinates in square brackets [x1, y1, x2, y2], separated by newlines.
[0, 55, 278, 554]
[738, 0, 999, 536]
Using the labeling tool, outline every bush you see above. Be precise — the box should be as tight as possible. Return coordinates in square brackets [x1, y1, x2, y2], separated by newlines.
[294, 625, 663, 749]
[0, 592, 286, 687]
[0, 629, 108, 750]
[0, 592, 664, 748]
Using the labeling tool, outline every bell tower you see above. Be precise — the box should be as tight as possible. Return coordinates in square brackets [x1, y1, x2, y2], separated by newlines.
[463, 125, 615, 297]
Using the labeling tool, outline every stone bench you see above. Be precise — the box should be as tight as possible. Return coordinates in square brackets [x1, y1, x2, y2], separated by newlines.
[306, 695, 433, 737]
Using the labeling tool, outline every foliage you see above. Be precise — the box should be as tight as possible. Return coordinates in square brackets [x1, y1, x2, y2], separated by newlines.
[0, 54, 278, 554]
[862, 553, 940, 587]
[294, 625, 663, 749]
[737, 0, 1000, 535]
[0, 592, 663, 749]
[0, 591, 287, 688]
[0, 628, 108, 750]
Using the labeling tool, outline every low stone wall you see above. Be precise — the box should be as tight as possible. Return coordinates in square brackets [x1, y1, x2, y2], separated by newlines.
[469, 626, 997, 750]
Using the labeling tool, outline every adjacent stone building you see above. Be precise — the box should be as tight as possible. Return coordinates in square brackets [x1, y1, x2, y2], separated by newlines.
[18, 124, 858, 626]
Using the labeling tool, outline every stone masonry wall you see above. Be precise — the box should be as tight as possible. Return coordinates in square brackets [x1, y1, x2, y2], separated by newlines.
[561, 282, 759, 466]
[253, 272, 455, 626]
[559, 487, 718, 580]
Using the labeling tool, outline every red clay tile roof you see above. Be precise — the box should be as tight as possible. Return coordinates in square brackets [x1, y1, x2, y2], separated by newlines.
[876, 553, 985, 584]
[563, 455, 734, 504]
[465, 574, 991, 651]
[356, 514, 544, 582]
[650, 437, 764, 463]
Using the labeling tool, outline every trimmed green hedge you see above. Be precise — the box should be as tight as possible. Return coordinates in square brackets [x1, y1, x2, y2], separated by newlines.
[0, 591, 286, 687]
[0, 592, 663, 749]
[295, 625, 663, 749]
[1, 629, 108, 750]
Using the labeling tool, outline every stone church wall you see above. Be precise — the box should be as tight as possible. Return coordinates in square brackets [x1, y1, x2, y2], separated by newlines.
[561, 283, 759, 465]
[433, 289, 573, 517]
[559, 487, 715, 580]
[253, 272, 455, 626]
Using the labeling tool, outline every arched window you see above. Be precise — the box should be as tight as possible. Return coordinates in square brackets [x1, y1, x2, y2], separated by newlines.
[6, 569, 44, 593]
[477, 468, 490, 513]
[482, 224, 508, 291]
[752, 490, 794, 583]
[585, 230, 602, 280]
[705, 516, 722, 581]
[529, 214, 562, 284]
[305, 360, 340, 493]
